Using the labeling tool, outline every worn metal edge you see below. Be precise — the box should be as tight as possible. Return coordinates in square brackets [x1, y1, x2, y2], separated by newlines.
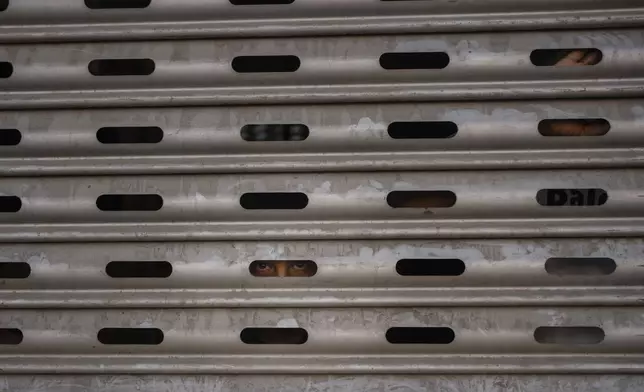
[1, 10, 643, 43]
[0, 354, 642, 374]
[1, 79, 642, 110]
[0, 149, 642, 177]
[1, 287, 642, 308]
[0, 218, 640, 243]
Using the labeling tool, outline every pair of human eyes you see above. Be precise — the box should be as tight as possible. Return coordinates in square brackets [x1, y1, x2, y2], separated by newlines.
[255, 262, 307, 271]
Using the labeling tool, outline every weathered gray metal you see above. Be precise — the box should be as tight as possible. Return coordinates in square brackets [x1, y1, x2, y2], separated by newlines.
[0, 99, 640, 176]
[0, 29, 642, 108]
[1, 1, 642, 388]
[0, 0, 642, 42]
[0, 238, 639, 308]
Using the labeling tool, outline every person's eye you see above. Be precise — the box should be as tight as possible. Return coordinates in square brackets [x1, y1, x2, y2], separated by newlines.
[291, 262, 306, 270]
[257, 263, 272, 271]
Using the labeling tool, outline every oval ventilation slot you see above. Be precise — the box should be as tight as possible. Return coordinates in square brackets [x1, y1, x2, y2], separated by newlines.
[98, 328, 164, 345]
[249, 260, 317, 277]
[240, 192, 308, 210]
[0, 129, 21, 146]
[386, 327, 455, 344]
[530, 49, 602, 66]
[0, 62, 12, 78]
[85, 0, 151, 9]
[96, 194, 163, 211]
[0, 329, 23, 345]
[232, 56, 300, 73]
[106, 261, 172, 278]
[396, 259, 465, 276]
[0, 196, 21, 212]
[0, 0, 7, 12]
[534, 326, 605, 344]
[241, 124, 309, 141]
[545, 257, 616, 276]
[380, 52, 450, 70]
[536, 189, 608, 206]
[88, 59, 155, 76]
[240, 328, 308, 344]
[388, 121, 457, 139]
[538, 119, 610, 136]
[97, 126, 163, 144]
[230, 0, 294, 4]
[0, 262, 31, 279]
[387, 191, 456, 208]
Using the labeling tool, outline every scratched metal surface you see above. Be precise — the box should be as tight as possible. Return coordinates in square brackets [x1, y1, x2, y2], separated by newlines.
[1, 29, 643, 109]
[2, 375, 644, 392]
[1, 2, 643, 389]
[0, 307, 643, 373]
[0, 238, 642, 308]
[1, 0, 643, 42]
[0, 170, 639, 241]
[0, 99, 641, 176]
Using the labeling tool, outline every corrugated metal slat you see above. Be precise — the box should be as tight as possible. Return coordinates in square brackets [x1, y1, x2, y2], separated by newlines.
[1, 29, 643, 109]
[0, 170, 639, 241]
[0, 0, 642, 43]
[0, 99, 640, 176]
[0, 238, 640, 308]
[0, 308, 642, 373]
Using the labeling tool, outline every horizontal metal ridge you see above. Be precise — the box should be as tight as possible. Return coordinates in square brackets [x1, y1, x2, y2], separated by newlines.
[0, 238, 642, 308]
[5, 287, 643, 309]
[1, 29, 643, 108]
[0, 1, 642, 43]
[2, 218, 644, 242]
[2, 374, 643, 392]
[0, 169, 640, 241]
[0, 307, 642, 373]
[0, 99, 641, 176]
[1, 355, 643, 374]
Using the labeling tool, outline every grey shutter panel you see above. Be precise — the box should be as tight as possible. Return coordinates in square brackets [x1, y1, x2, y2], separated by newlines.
[0, 1, 642, 391]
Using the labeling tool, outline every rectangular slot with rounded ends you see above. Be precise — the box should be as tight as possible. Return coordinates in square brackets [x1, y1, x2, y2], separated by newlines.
[96, 194, 163, 211]
[0, 329, 23, 345]
[97, 328, 163, 345]
[539, 119, 610, 136]
[530, 49, 602, 66]
[388, 121, 457, 139]
[380, 52, 449, 70]
[545, 257, 616, 276]
[386, 327, 455, 344]
[0, 262, 31, 279]
[232, 56, 300, 73]
[0, 196, 21, 212]
[97, 126, 163, 144]
[534, 326, 604, 344]
[230, 0, 294, 4]
[240, 192, 308, 210]
[85, 0, 151, 9]
[240, 124, 309, 141]
[0, 62, 12, 78]
[249, 260, 317, 277]
[0, 129, 21, 146]
[396, 259, 465, 276]
[240, 328, 308, 344]
[106, 261, 172, 278]
[88, 59, 155, 76]
[387, 191, 456, 208]
[536, 189, 607, 206]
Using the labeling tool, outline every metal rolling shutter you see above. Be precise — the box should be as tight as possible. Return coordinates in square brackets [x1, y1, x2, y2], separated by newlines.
[0, 0, 643, 391]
